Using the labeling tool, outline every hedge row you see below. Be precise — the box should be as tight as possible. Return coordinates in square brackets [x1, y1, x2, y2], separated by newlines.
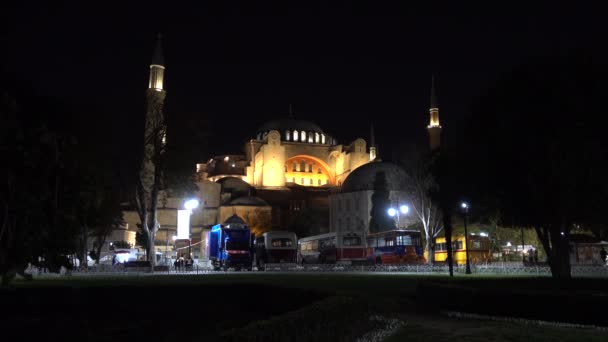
[416, 282, 608, 327]
[220, 296, 375, 342]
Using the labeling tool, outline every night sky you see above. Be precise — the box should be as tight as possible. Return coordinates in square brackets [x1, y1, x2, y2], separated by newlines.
[2, 2, 605, 172]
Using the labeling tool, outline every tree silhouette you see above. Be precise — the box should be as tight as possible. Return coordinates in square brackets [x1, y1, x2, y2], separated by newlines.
[368, 171, 395, 233]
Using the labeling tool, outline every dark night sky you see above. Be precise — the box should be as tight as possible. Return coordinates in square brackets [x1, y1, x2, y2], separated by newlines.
[2, 2, 606, 171]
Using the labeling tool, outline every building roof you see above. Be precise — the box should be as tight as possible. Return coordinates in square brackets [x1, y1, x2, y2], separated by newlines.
[256, 118, 325, 135]
[341, 160, 409, 193]
[229, 196, 269, 206]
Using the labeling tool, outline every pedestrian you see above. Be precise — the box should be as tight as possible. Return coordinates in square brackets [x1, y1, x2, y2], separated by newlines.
[527, 249, 534, 264]
[533, 249, 539, 263]
[600, 247, 607, 265]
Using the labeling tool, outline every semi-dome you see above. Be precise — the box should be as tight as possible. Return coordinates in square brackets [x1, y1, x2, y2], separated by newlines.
[223, 214, 246, 225]
[229, 196, 269, 206]
[341, 160, 409, 193]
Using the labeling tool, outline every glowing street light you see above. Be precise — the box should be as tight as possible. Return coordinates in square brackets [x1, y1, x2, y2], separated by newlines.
[388, 204, 410, 229]
[184, 199, 199, 211]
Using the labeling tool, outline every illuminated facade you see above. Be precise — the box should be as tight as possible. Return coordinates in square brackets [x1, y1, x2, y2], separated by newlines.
[197, 118, 372, 188]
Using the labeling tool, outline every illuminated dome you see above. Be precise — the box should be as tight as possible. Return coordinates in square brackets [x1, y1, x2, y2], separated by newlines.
[255, 118, 335, 145]
[341, 160, 408, 193]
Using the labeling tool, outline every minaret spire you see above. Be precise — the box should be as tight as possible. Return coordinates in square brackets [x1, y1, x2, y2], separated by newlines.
[427, 75, 441, 152]
[149, 34, 165, 91]
[369, 122, 377, 161]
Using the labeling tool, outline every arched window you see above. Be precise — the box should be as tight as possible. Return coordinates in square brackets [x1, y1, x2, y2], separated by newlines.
[301, 178, 304, 184]
[321, 134, 326, 144]
[292, 177, 295, 183]
[293, 130, 299, 141]
[292, 162, 297, 171]
[315, 132, 320, 143]
[309, 164, 313, 172]
[317, 167, 322, 174]
[285, 130, 291, 141]
[309, 178, 313, 185]
[318, 179, 321, 186]
[300, 160, 306, 172]
[308, 132, 313, 143]
[301, 131, 307, 142]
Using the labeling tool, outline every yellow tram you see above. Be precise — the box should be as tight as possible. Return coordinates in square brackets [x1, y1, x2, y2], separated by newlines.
[431, 234, 491, 265]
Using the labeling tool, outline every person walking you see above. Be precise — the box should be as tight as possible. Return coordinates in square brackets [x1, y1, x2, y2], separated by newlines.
[600, 247, 607, 265]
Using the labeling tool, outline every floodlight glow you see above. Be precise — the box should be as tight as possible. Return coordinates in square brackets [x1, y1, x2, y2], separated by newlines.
[399, 205, 409, 214]
[172, 235, 177, 241]
[177, 210, 190, 239]
[184, 199, 199, 210]
[388, 208, 397, 217]
[461, 202, 468, 209]
[480, 232, 488, 237]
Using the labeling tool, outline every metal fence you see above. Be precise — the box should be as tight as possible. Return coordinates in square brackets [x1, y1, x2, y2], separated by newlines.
[27, 263, 608, 277]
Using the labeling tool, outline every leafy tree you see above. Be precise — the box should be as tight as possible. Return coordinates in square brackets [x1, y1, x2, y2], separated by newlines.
[368, 171, 395, 233]
[0, 79, 84, 284]
[243, 209, 272, 237]
[458, 52, 608, 278]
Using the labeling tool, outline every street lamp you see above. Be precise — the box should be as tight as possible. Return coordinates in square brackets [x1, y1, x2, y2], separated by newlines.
[183, 199, 199, 260]
[388, 204, 410, 229]
[461, 202, 471, 274]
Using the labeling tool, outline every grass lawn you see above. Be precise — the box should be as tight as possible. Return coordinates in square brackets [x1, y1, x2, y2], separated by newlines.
[5, 273, 608, 341]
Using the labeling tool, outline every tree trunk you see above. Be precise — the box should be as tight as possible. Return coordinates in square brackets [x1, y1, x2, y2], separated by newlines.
[536, 225, 571, 279]
[443, 211, 453, 276]
[147, 229, 156, 267]
[426, 234, 435, 265]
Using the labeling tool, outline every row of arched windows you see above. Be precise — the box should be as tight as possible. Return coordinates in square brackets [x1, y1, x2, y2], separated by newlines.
[256, 130, 334, 145]
[288, 177, 328, 186]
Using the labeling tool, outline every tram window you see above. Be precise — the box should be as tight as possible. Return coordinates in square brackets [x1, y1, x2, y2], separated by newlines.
[436, 243, 446, 251]
[452, 241, 463, 250]
[396, 235, 412, 246]
[472, 240, 482, 250]
[271, 238, 293, 247]
[385, 238, 395, 247]
[343, 236, 361, 246]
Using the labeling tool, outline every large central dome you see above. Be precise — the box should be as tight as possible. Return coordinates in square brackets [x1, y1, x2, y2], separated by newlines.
[255, 118, 335, 145]
[257, 118, 324, 135]
[341, 161, 409, 193]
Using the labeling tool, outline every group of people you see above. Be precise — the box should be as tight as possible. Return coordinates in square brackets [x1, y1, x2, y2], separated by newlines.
[527, 248, 539, 264]
[173, 256, 194, 269]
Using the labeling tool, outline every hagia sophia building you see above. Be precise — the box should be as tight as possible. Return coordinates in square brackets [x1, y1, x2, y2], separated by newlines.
[112, 37, 443, 262]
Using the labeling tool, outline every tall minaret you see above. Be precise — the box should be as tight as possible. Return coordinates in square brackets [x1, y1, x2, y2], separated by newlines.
[369, 122, 377, 161]
[145, 34, 167, 149]
[427, 76, 441, 152]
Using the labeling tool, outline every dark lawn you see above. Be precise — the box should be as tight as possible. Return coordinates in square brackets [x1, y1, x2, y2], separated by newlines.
[4, 274, 608, 341]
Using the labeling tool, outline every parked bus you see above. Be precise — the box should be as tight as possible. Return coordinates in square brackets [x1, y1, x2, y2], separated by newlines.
[366, 230, 425, 264]
[298, 232, 366, 264]
[255, 231, 298, 268]
[433, 234, 491, 265]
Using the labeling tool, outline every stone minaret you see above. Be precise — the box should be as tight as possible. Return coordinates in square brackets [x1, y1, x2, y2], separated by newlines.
[427, 76, 441, 152]
[137, 34, 167, 266]
[145, 34, 167, 150]
[369, 122, 377, 161]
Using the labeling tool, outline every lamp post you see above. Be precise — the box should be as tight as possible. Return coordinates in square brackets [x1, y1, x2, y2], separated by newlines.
[461, 202, 472, 274]
[184, 199, 199, 259]
[388, 204, 409, 229]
